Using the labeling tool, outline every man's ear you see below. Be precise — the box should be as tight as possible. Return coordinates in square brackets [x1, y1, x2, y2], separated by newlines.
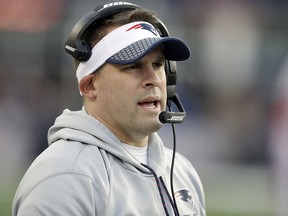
[79, 75, 97, 99]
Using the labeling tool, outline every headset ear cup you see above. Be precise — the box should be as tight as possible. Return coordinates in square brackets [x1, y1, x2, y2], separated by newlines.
[166, 60, 177, 99]
[154, 20, 178, 100]
[65, 32, 92, 61]
[78, 40, 92, 61]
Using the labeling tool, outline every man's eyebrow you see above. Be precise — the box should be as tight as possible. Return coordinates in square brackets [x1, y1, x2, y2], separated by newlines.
[157, 56, 166, 62]
[152, 54, 166, 63]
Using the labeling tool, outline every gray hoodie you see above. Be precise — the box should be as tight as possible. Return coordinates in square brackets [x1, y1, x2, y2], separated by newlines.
[12, 108, 206, 216]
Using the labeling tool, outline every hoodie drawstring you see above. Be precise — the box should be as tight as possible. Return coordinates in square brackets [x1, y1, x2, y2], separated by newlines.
[159, 176, 179, 216]
[141, 164, 179, 216]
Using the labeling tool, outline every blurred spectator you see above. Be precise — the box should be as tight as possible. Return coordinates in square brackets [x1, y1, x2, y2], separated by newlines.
[0, 0, 66, 32]
[269, 54, 288, 216]
[0, 74, 35, 181]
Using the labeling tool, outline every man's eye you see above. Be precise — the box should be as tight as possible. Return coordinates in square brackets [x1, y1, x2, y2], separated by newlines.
[122, 64, 139, 71]
[153, 62, 165, 69]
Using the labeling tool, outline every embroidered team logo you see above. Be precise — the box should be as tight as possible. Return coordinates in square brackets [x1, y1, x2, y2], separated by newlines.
[175, 189, 194, 208]
[175, 189, 199, 216]
[126, 23, 159, 36]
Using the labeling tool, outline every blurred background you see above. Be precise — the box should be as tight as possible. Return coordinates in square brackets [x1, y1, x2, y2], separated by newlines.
[1, 0, 288, 215]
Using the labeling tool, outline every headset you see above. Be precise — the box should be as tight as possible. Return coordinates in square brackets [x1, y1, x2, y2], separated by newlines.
[65, 2, 186, 124]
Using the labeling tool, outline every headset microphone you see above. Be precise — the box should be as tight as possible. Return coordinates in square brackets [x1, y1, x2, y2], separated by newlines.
[159, 93, 186, 124]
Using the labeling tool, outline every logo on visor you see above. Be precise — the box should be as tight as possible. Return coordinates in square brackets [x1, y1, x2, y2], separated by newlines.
[126, 23, 159, 36]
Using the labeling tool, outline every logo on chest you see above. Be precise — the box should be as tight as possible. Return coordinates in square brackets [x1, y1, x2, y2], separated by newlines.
[174, 189, 199, 216]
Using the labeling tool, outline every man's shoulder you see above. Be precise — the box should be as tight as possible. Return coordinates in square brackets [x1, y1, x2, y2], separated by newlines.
[33, 140, 106, 176]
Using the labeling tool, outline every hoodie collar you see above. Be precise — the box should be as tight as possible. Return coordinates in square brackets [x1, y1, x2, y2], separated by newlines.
[48, 108, 168, 175]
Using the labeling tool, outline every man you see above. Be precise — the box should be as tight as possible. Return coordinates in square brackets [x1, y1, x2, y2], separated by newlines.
[12, 2, 206, 215]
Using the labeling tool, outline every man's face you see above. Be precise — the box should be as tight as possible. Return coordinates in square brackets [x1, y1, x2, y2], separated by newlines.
[90, 46, 167, 145]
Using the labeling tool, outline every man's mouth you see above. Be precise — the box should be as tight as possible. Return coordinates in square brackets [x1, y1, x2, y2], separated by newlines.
[138, 97, 160, 109]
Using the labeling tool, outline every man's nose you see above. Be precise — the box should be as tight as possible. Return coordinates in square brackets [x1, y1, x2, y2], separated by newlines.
[142, 64, 162, 88]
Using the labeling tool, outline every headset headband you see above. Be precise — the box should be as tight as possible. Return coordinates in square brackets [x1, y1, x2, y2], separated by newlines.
[65, 2, 144, 61]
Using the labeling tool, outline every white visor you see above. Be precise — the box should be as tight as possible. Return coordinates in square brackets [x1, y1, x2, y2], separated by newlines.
[76, 21, 190, 82]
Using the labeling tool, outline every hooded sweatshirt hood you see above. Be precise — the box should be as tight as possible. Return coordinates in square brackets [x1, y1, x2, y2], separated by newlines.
[48, 108, 167, 175]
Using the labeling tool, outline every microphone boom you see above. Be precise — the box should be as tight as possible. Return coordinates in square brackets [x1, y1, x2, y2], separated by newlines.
[159, 93, 186, 124]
